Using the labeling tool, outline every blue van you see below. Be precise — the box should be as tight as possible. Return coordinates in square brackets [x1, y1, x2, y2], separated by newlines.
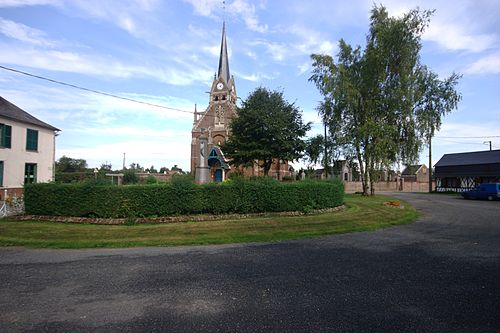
[461, 183, 500, 201]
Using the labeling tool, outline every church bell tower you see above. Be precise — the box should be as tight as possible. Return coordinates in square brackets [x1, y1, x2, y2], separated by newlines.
[191, 22, 237, 182]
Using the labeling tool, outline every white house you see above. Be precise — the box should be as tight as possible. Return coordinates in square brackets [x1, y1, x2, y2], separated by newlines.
[0, 96, 59, 198]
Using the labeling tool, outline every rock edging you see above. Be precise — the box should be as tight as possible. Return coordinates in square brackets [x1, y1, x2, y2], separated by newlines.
[8, 205, 345, 225]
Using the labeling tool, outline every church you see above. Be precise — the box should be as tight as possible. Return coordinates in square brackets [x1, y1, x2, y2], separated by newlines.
[190, 23, 291, 182]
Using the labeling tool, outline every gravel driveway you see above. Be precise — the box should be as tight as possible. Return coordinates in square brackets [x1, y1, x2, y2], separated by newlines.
[0, 193, 499, 332]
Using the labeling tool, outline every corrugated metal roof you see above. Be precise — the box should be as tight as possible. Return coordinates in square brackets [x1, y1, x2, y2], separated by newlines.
[0, 96, 60, 131]
[435, 150, 500, 167]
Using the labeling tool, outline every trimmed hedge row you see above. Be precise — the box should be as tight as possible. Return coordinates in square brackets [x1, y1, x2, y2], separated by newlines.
[24, 178, 344, 218]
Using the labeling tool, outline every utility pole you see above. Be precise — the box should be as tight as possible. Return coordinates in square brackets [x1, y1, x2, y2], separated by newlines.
[122, 152, 126, 170]
[324, 120, 328, 178]
[428, 137, 432, 193]
[484, 141, 492, 151]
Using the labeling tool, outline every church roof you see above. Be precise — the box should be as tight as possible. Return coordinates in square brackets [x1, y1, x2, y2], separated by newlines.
[217, 22, 231, 84]
[0, 96, 59, 131]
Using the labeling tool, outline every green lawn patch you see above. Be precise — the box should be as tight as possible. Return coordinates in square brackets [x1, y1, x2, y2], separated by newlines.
[0, 194, 419, 249]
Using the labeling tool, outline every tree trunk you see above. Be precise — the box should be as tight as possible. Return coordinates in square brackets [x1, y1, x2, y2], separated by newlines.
[263, 160, 272, 177]
[356, 142, 369, 196]
[369, 161, 375, 196]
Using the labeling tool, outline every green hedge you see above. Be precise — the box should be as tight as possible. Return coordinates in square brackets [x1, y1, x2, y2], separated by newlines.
[24, 178, 344, 218]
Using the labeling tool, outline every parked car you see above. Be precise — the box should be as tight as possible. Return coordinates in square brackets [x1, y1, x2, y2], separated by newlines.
[461, 183, 500, 201]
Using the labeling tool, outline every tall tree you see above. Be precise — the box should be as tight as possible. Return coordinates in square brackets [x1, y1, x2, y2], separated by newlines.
[55, 156, 87, 173]
[222, 87, 311, 176]
[310, 5, 461, 195]
[304, 134, 325, 167]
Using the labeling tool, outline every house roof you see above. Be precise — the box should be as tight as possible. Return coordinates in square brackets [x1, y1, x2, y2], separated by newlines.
[402, 164, 423, 175]
[435, 150, 500, 167]
[0, 96, 59, 131]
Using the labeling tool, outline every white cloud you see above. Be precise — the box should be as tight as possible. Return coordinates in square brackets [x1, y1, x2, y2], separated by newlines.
[465, 53, 500, 75]
[118, 16, 136, 34]
[0, 0, 60, 7]
[0, 78, 195, 126]
[238, 71, 275, 82]
[246, 51, 257, 59]
[249, 40, 287, 61]
[203, 45, 220, 57]
[57, 138, 191, 170]
[297, 62, 310, 75]
[0, 17, 56, 46]
[424, 22, 497, 53]
[184, 0, 268, 33]
[228, 0, 268, 33]
[72, 126, 187, 139]
[182, 0, 220, 17]
[0, 42, 213, 85]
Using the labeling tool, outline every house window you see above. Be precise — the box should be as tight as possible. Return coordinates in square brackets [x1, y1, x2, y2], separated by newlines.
[26, 129, 38, 151]
[24, 163, 37, 184]
[0, 161, 3, 186]
[0, 123, 12, 148]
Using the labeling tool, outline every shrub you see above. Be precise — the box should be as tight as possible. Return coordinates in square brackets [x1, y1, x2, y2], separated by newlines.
[123, 170, 139, 184]
[24, 178, 344, 218]
[143, 175, 158, 185]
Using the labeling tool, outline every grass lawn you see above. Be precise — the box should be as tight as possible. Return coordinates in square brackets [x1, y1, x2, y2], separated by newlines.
[0, 194, 419, 249]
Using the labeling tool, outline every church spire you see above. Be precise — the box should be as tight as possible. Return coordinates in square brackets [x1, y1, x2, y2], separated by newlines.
[217, 21, 230, 84]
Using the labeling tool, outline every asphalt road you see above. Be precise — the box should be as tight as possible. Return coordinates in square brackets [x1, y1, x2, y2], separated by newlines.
[0, 193, 499, 332]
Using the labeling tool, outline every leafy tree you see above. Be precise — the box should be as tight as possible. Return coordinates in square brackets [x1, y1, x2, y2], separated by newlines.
[171, 165, 185, 174]
[99, 162, 112, 171]
[55, 155, 87, 173]
[304, 135, 325, 167]
[222, 87, 311, 176]
[159, 167, 169, 173]
[310, 5, 461, 195]
[128, 163, 143, 171]
[146, 165, 158, 173]
[123, 169, 139, 184]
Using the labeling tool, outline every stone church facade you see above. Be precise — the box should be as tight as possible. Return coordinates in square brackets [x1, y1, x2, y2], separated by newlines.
[190, 23, 290, 182]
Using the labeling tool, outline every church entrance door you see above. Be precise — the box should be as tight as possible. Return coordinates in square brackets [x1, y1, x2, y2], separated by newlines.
[214, 169, 223, 182]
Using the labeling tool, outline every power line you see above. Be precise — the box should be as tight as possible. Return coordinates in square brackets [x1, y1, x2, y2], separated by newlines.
[435, 135, 500, 139]
[436, 138, 495, 146]
[0, 65, 193, 115]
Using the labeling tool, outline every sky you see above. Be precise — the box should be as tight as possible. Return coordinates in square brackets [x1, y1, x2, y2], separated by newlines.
[0, 0, 499, 172]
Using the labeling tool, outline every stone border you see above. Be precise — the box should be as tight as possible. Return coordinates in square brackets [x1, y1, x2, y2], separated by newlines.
[7, 206, 345, 225]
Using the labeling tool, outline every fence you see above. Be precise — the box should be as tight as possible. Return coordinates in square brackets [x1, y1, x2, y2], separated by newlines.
[344, 181, 434, 193]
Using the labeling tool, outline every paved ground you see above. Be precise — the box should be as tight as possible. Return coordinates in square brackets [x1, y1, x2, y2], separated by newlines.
[0, 193, 499, 332]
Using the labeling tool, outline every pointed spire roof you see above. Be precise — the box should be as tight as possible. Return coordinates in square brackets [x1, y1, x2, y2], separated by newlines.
[217, 22, 230, 84]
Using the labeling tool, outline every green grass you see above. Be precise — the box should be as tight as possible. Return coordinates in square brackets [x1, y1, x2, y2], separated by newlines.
[0, 195, 419, 249]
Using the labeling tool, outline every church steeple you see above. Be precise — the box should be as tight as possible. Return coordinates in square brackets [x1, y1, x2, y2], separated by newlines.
[217, 21, 230, 84]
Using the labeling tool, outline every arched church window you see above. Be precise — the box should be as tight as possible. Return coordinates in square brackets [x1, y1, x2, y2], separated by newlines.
[214, 95, 219, 101]
[222, 95, 226, 100]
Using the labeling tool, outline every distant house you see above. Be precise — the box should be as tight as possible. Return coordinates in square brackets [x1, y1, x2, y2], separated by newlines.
[401, 164, 429, 183]
[434, 150, 500, 192]
[0, 96, 59, 198]
[315, 160, 353, 181]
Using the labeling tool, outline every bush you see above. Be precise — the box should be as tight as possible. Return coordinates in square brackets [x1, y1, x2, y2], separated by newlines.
[24, 178, 344, 218]
[123, 170, 139, 184]
[143, 175, 158, 185]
